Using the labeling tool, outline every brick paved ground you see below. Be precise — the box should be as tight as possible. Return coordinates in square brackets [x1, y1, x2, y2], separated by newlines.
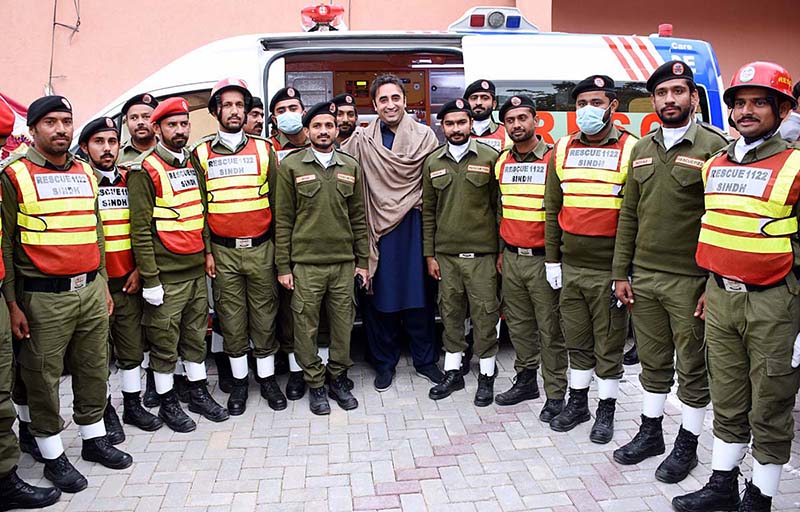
[14, 343, 800, 511]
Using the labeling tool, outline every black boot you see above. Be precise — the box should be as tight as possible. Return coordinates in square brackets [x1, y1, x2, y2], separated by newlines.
[17, 421, 44, 463]
[672, 468, 741, 512]
[214, 353, 234, 394]
[103, 398, 125, 445]
[142, 368, 160, 408]
[539, 398, 565, 423]
[81, 436, 133, 470]
[188, 380, 229, 422]
[43, 454, 87, 493]
[550, 388, 590, 432]
[495, 369, 539, 406]
[328, 374, 358, 410]
[590, 398, 616, 444]
[286, 371, 306, 401]
[739, 480, 772, 512]
[623, 343, 639, 365]
[308, 386, 330, 416]
[613, 415, 665, 465]
[122, 392, 163, 432]
[227, 377, 249, 416]
[260, 376, 287, 411]
[655, 425, 698, 483]
[174, 375, 190, 403]
[157, 390, 196, 433]
[0, 468, 61, 511]
[474, 373, 496, 407]
[326, 371, 355, 391]
[429, 370, 465, 400]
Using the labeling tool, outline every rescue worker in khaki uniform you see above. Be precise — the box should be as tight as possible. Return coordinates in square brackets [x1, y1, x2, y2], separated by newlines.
[79, 118, 163, 438]
[465, 79, 508, 152]
[610, 62, 729, 484]
[275, 101, 369, 416]
[128, 97, 229, 433]
[673, 62, 800, 512]
[0, 98, 62, 511]
[544, 76, 638, 444]
[423, 99, 501, 406]
[1, 96, 133, 493]
[191, 79, 284, 414]
[244, 96, 265, 136]
[118, 93, 159, 167]
[493, 95, 568, 421]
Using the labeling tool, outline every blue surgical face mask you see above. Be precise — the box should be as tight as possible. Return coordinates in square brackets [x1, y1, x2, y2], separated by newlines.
[576, 105, 610, 135]
[276, 112, 303, 135]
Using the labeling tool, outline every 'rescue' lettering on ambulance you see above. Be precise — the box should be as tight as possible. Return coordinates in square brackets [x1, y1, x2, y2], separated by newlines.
[564, 148, 621, 170]
[705, 166, 772, 197]
[167, 168, 199, 192]
[207, 155, 258, 179]
[34, 174, 93, 199]
[501, 163, 546, 184]
[98, 187, 129, 210]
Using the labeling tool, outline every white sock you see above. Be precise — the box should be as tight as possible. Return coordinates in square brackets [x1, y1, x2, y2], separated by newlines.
[318, 347, 330, 366]
[15, 404, 31, 423]
[596, 378, 619, 400]
[211, 331, 224, 353]
[642, 391, 667, 418]
[35, 434, 64, 460]
[256, 355, 275, 379]
[141, 351, 150, 369]
[569, 368, 594, 389]
[752, 460, 782, 497]
[79, 420, 106, 440]
[154, 372, 174, 394]
[184, 361, 207, 382]
[120, 367, 142, 393]
[288, 353, 302, 372]
[444, 352, 463, 372]
[681, 404, 706, 436]
[711, 437, 748, 471]
[229, 355, 249, 379]
[479, 356, 496, 376]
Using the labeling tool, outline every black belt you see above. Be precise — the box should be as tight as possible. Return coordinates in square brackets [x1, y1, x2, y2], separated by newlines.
[504, 244, 545, 257]
[211, 231, 271, 249]
[456, 252, 492, 259]
[711, 270, 799, 293]
[24, 270, 98, 293]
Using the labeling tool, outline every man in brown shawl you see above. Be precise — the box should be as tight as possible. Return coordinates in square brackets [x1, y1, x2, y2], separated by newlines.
[342, 75, 444, 391]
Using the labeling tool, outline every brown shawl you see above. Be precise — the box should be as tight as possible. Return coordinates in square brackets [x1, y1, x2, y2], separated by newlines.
[342, 113, 439, 275]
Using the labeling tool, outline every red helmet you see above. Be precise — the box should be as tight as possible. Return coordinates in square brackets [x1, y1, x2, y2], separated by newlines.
[723, 61, 796, 109]
[208, 78, 253, 114]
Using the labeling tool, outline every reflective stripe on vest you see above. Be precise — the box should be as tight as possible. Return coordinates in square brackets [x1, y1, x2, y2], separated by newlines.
[495, 148, 549, 248]
[695, 148, 800, 285]
[6, 159, 100, 275]
[554, 132, 636, 237]
[98, 170, 135, 278]
[144, 155, 205, 255]
[195, 138, 272, 238]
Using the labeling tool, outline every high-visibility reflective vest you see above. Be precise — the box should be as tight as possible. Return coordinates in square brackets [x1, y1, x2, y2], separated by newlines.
[194, 137, 272, 238]
[141, 153, 205, 255]
[695, 148, 800, 285]
[269, 136, 301, 165]
[495, 147, 551, 248]
[472, 125, 508, 152]
[5, 158, 100, 275]
[554, 131, 636, 237]
[98, 170, 135, 278]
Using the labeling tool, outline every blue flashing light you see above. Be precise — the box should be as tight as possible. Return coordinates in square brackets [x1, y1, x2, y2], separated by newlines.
[506, 16, 521, 29]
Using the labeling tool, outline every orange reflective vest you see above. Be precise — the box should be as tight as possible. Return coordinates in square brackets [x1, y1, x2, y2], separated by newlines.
[98, 170, 135, 278]
[495, 147, 551, 248]
[472, 125, 508, 152]
[141, 153, 204, 255]
[695, 148, 800, 286]
[194, 137, 272, 238]
[554, 131, 636, 237]
[5, 158, 100, 275]
[269, 136, 301, 165]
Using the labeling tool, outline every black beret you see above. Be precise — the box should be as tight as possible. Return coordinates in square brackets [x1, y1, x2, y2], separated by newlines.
[248, 96, 264, 112]
[793, 81, 800, 100]
[464, 79, 496, 99]
[332, 93, 356, 108]
[499, 95, 536, 122]
[646, 61, 695, 93]
[121, 93, 159, 115]
[571, 75, 615, 100]
[302, 102, 337, 128]
[436, 98, 473, 121]
[269, 87, 303, 113]
[27, 95, 72, 127]
[79, 117, 119, 145]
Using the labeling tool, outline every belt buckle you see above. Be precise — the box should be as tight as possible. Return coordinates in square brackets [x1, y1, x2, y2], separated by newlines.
[69, 274, 87, 291]
[722, 277, 747, 293]
[458, 253, 475, 259]
[235, 238, 253, 249]
[517, 248, 533, 256]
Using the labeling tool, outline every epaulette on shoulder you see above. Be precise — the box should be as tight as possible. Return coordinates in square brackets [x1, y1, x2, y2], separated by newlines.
[697, 121, 732, 142]
[278, 147, 306, 163]
[249, 134, 271, 144]
[0, 152, 25, 172]
[335, 150, 359, 166]
[618, 125, 640, 140]
[188, 135, 214, 153]
[127, 148, 154, 172]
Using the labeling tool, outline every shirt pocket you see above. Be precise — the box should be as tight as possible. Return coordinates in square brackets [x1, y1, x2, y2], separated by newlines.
[632, 163, 655, 184]
[336, 180, 354, 198]
[297, 180, 321, 198]
[465, 171, 490, 188]
[431, 172, 453, 190]
[671, 165, 704, 188]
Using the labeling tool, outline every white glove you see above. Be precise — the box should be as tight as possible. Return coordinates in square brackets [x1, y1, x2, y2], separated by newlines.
[142, 285, 164, 307]
[792, 333, 800, 368]
[545, 262, 562, 290]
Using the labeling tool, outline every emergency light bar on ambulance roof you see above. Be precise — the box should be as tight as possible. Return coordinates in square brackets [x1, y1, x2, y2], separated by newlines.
[448, 7, 539, 34]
